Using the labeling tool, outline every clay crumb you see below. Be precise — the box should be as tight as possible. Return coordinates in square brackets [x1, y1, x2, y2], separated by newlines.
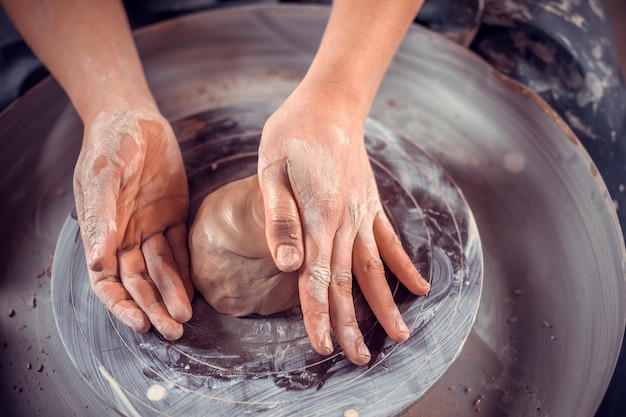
[473, 394, 485, 406]
[36, 268, 46, 278]
[384, 98, 407, 110]
[447, 385, 456, 392]
[31, 296, 37, 308]
[550, 335, 557, 341]
[26, 363, 31, 370]
[8, 309, 15, 318]
[37, 364, 44, 373]
[512, 288, 523, 296]
[507, 314, 519, 324]
[541, 320, 552, 328]
[464, 386, 472, 393]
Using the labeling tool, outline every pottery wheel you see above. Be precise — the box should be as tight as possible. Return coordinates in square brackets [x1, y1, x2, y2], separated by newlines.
[51, 103, 482, 417]
[2, 4, 625, 417]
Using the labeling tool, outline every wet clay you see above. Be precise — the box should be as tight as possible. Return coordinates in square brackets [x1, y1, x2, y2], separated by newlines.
[189, 175, 299, 316]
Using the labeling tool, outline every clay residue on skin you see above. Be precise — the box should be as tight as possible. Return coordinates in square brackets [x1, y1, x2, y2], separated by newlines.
[284, 136, 341, 215]
[189, 175, 299, 316]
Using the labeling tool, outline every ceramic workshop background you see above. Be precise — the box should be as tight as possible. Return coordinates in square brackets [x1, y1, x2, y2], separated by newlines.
[0, 1, 625, 416]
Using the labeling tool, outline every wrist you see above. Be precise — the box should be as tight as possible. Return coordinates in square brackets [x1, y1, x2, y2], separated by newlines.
[78, 81, 158, 128]
[294, 75, 372, 124]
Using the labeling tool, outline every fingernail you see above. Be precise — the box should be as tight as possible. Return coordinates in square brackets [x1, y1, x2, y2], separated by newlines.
[321, 332, 334, 355]
[277, 245, 300, 268]
[396, 319, 410, 341]
[356, 340, 371, 358]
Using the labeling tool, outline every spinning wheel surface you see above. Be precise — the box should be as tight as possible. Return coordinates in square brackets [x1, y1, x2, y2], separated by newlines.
[52, 104, 482, 417]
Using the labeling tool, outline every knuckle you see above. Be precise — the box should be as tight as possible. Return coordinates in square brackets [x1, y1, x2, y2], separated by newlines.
[346, 195, 360, 225]
[332, 270, 354, 294]
[382, 296, 399, 311]
[309, 262, 332, 288]
[362, 256, 385, 276]
[339, 315, 360, 331]
[384, 231, 403, 247]
[143, 236, 175, 263]
[89, 276, 109, 298]
[81, 210, 101, 238]
[302, 261, 332, 303]
[268, 212, 300, 234]
[302, 307, 330, 325]
[400, 257, 416, 272]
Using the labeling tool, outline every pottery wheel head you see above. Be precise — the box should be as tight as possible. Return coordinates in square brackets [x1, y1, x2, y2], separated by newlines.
[51, 102, 482, 417]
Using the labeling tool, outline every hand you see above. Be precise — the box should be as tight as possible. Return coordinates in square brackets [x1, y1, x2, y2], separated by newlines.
[258, 81, 430, 365]
[189, 176, 299, 317]
[73, 104, 193, 340]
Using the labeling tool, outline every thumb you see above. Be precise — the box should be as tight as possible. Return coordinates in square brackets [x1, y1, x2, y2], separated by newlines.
[258, 162, 304, 272]
[73, 169, 119, 272]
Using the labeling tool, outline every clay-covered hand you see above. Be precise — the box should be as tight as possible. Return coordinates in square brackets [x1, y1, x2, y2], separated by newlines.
[73, 105, 193, 340]
[189, 175, 299, 316]
[258, 82, 431, 365]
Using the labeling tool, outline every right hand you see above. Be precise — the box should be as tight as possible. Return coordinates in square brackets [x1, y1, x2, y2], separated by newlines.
[257, 81, 430, 365]
[73, 104, 193, 340]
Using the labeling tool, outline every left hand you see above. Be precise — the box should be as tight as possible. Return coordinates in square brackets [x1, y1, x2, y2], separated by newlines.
[74, 104, 193, 341]
[258, 81, 430, 365]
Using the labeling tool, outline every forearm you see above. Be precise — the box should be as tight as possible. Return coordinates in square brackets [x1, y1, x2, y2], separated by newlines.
[1, 0, 155, 125]
[303, 0, 424, 121]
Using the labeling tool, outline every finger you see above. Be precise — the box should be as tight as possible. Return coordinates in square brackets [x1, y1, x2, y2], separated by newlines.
[142, 233, 193, 323]
[298, 235, 334, 356]
[374, 213, 430, 295]
[165, 223, 194, 302]
[258, 161, 304, 272]
[118, 247, 184, 340]
[329, 230, 370, 365]
[89, 270, 151, 333]
[73, 169, 119, 272]
[353, 230, 410, 343]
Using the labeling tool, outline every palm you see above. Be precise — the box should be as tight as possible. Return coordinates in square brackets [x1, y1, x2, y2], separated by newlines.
[114, 123, 188, 251]
[74, 108, 192, 341]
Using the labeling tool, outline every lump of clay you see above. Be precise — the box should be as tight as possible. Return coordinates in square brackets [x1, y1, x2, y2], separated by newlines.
[189, 175, 299, 316]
